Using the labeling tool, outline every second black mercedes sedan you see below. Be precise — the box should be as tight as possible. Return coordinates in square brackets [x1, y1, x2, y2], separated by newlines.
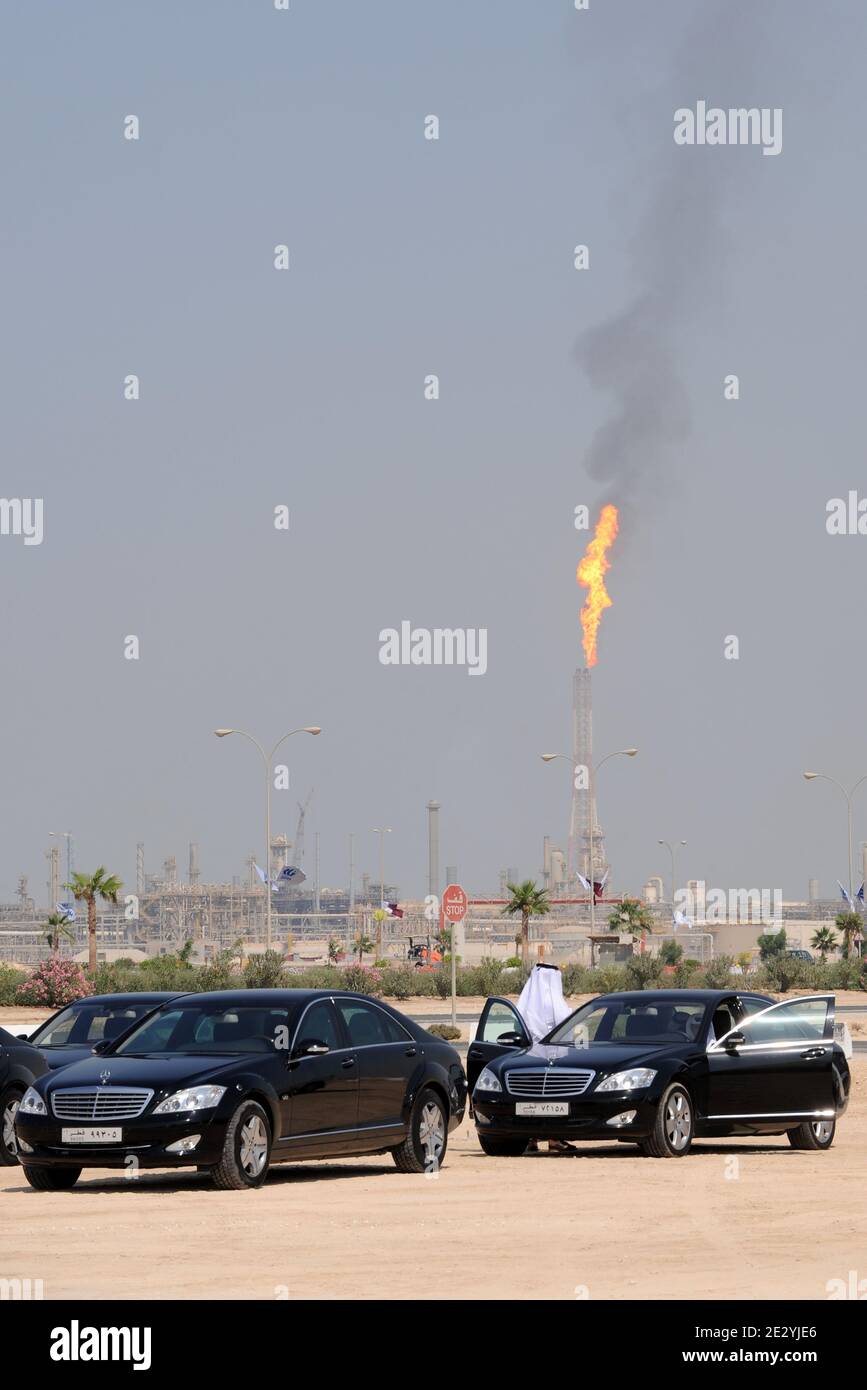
[0, 1027, 49, 1165]
[468, 990, 850, 1158]
[15, 989, 467, 1190]
[26, 993, 188, 1070]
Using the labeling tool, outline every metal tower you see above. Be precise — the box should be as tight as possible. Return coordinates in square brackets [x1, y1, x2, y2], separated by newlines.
[568, 668, 607, 883]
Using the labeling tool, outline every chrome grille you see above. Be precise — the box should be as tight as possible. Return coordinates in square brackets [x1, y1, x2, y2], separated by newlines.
[51, 1088, 153, 1121]
[505, 1068, 594, 1098]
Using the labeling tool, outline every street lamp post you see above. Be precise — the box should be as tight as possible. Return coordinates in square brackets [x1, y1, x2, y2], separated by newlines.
[803, 771, 867, 918]
[541, 748, 638, 936]
[658, 838, 687, 909]
[214, 726, 321, 950]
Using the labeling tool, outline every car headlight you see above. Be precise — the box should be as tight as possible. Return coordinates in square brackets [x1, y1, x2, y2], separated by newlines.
[474, 1067, 503, 1094]
[153, 1085, 226, 1114]
[596, 1068, 657, 1093]
[18, 1086, 47, 1116]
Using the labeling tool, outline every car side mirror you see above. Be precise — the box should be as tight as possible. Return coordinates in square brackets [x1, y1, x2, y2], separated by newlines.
[92, 1039, 112, 1055]
[724, 1031, 746, 1052]
[297, 1040, 330, 1057]
[496, 1031, 526, 1047]
[16, 1033, 30, 1041]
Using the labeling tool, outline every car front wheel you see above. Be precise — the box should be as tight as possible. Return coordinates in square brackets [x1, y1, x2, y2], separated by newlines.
[639, 1083, 693, 1157]
[0, 1087, 23, 1165]
[477, 1135, 529, 1156]
[211, 1101, 272, 1189]
[22, 1165, 81, 1191]
[392, 1087, 448, 1173]
[787, 1118, 836, 1151]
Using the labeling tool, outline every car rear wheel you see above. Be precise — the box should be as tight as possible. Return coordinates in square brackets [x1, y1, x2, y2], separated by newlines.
[639, 1083, 693, 1158]
[211, 1101, 272, 1190]
[0, 1087, 23, 1165]
[787, 1118, 836, 1151]
[477, 1135, 529, 1156]
[22, 1165, 81, 1191]
[392, 1087, 448, 1173]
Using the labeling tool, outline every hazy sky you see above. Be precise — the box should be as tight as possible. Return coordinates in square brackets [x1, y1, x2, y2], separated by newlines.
[2, 0, 866, 905]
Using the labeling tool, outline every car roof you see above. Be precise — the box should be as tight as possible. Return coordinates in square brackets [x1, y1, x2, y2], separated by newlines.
[69, 992, 186, 1005]
[149, 989, 391, 1007]
[592, 989, 770, 1004]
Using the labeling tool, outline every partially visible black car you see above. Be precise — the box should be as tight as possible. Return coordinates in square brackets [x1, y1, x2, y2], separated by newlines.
[0, 1027, 49, 1164]
[468, 989, 850, 1158]
[15, 989, 467, 1190]
[26, 993, 187, 1070]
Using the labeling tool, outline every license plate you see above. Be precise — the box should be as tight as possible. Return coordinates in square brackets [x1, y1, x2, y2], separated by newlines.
[61, 1127, 123, 1144]
[515, 1102, 569, 1117]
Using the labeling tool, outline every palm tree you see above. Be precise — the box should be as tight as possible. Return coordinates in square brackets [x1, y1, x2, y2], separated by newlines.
[608, 898, 654, 942]
[811, 925, 839, 960]
[501, 880, 551, 969]
[66, 868, 122, 973]
[42, 912, 75, 957]
[834, 911, 863, 962]
[353, 931, 374, 964]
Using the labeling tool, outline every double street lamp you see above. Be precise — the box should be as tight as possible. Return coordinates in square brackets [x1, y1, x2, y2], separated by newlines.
[803, 770, 867, 914]
[541, 747, 638, 934]
[214, 726, 321, 949]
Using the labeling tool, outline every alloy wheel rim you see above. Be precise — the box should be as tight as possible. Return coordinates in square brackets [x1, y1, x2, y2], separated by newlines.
[3, 1100, 19, 1156]
[239, 1115, 268, 1176]
[812, 1120, 833, 1143]
[665, 1091, 691, 1151]
[419, 1102, 445, 1159]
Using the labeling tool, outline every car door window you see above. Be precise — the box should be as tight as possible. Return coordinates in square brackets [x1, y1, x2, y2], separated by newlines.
[295, 1000, 344, 1052]
[712, 996, 832, 1050]
[337, 1000, 390, 1047]
[478, 1000, 526, 1044]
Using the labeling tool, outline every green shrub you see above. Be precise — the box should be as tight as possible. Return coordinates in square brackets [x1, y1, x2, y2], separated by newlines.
[242, 951, 287, 989]
[378, 966, 417, 1000]
[659, 941, 684, 966]
[503, 956, 521, 969]
[0, 963, 27, 1005]
[589, 965, 630, 994]
[197, 961, 237, 992]
[428, 1023, 461, 1041]
[340, 965, 383, 996]
[625, 954, 664, 990]
[704, 955, 736, 989]
[431, 969, 451, 999]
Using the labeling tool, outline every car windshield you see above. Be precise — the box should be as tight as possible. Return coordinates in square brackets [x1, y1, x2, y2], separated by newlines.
[547, 998, 709, 1046]
[114, 1003, 291, 1055]
[31, 1002, 155, 1047]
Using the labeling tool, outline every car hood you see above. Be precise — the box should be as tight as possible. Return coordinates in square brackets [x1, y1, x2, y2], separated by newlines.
[492, 1041, 682, 1073]
[37, 1053, 247, 1093]
[41, 1045, 99, 1071]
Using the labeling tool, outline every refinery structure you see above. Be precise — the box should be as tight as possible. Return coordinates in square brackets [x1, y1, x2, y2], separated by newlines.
[0, 658, 858, 967]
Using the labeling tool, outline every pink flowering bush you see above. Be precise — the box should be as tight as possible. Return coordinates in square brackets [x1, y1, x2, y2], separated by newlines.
[16, 958, 92, 1008]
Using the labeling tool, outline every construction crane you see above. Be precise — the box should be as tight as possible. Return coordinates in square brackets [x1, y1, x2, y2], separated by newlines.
[293, 790, 313, 869]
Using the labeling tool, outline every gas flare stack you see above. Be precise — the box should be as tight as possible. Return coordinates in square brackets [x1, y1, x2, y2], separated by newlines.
[568, 667, 608, 889]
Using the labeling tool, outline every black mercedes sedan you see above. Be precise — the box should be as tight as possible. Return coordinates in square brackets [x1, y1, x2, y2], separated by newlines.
[15, 989, 467, 1190]
[468, 989, 850, 1157]
[0, 1027, 48, 1165]
[25, 993, 187, 1070]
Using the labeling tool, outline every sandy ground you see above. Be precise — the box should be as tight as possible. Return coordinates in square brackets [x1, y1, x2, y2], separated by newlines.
[2, 1059, 865, 1301]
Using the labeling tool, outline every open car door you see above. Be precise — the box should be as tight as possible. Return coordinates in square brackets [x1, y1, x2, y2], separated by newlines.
[706, 994, 838, 1122]
[467, 997, 531, 1094]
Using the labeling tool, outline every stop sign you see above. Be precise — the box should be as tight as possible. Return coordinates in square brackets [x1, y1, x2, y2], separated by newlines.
[442, 883, 468, 923]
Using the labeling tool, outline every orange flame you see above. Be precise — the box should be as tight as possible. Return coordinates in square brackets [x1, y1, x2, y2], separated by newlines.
[577, 504, 619, 667]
